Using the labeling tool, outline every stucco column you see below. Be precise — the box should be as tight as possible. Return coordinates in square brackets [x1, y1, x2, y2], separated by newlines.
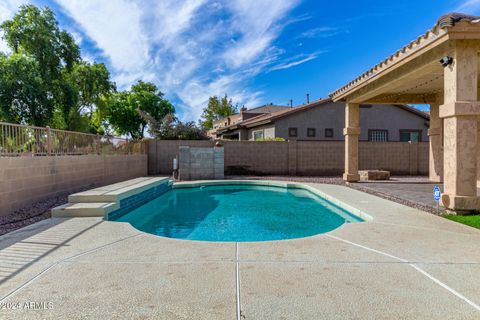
[440, 40, 480, 211]
[428, 99, 443, 182]
[343, 102, 360, 182]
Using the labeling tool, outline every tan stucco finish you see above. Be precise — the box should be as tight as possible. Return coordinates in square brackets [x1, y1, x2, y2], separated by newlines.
[428, 99, 443, 182]
[343, 103, 360, 182]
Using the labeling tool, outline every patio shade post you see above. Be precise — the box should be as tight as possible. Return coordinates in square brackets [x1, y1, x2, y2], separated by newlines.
[343, 102, 360, 182]
[428, 96, 443, 182]
[440, 40, 480, 210]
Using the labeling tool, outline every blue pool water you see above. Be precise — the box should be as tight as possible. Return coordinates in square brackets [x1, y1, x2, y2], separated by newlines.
[111, 184, 362, 242]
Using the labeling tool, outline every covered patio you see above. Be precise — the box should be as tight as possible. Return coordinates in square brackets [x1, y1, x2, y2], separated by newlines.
[331, 13, 480, 212]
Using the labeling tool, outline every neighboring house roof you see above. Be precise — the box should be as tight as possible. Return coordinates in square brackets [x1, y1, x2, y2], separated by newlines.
[213, 104, 290, 129]
[216, 98, 430, 133]
[246, 104, 291, 114]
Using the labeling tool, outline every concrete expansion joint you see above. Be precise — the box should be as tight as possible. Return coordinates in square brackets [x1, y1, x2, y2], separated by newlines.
[235, 242, 242, 320]
[325, 234, 480, 312]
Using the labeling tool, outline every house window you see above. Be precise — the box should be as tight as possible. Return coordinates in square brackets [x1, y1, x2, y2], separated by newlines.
[368, 130, 388, 142]
[288, 127, 298, 137]
[253, 130, 264, 141]
[325, 128, 334, 138]
[307, 128, 316, 137]
[400, 130, 421, 142]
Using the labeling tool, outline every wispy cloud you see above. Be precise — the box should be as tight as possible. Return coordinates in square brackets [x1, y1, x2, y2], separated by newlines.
[456, 0, 480, 13]
[270, 52, 324, 71]
[53, 0, 303, 121]
[298, 26, 346, 39]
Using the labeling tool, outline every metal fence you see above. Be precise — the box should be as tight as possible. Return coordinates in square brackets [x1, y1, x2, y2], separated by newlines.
[0, 122, 146, 156]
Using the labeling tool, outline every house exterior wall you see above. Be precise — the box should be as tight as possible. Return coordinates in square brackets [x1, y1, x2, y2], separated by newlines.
[247, 125, 276, 140]
[249, 102, 429, 141]
[359, 104, 429, 141]
[275, 102, 345, 140]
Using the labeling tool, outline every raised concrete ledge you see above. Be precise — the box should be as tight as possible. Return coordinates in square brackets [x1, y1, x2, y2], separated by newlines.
[69, 177, 171, 203]
[173, 180, 373, 222]
[53, 177, 171, 218]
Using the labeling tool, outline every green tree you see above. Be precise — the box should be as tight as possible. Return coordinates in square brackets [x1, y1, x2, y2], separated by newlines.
[104, 81, 175, 139]
[138, 111, 207, 140]
[199, 94, 237, 129]
[0, 53, 52, 126]
[1, 5, 80, 79]
[58, 61, 115, 132]
[0, 4, 113, 130]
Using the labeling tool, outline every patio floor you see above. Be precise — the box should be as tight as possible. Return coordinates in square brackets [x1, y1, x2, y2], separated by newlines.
[1, 182, 480, 319]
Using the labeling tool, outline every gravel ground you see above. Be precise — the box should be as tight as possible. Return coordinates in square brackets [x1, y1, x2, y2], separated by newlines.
[225, 175, 346, 185]
[1, 176, 437, 236]
[0, 186, 92, 236]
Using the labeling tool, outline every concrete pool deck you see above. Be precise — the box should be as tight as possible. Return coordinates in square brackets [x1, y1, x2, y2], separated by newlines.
[1, 182, 480, 319]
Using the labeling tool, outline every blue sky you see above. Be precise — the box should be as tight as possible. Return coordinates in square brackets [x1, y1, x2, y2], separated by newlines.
[1, 0, 480, 121]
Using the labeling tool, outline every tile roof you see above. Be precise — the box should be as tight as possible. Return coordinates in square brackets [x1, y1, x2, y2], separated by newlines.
[330, 12, 480, 100]
[216, 99, 429, 133]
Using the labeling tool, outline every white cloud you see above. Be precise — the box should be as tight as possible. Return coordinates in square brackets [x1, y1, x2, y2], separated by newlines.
[55, 0, 302, 120]
[299, 27, 344, 39]
[222, 0, 299, 68]
[56, 1, 150, 73]
[270, 53, 319, 71]
[457, 0, 480, 13]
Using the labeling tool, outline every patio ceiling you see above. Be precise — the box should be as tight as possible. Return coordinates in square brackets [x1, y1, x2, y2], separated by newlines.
[330, 13, 480, 104]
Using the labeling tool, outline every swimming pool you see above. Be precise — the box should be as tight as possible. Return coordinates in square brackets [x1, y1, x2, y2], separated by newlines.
[108, 183, 363, 242]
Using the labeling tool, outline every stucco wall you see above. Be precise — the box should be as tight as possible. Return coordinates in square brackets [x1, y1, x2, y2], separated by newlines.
[0, 155, 147, 217]
[247, 125, 276, 140]
[258, 102, 429, 141]
[148, 140, 428, 176]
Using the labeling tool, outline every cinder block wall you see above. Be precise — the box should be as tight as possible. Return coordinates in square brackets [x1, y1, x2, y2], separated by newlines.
[148, 140, 429, 176]
[0, 155, 147, 217]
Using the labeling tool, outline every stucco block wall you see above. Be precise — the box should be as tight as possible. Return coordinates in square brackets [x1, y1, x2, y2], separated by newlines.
[0, 155, 147, 217]
[296, 141, 344, 175]
[359, 142, 428, 175]
[224, 141, 290, 175]
[147, 140, 214, 175]
[148, 140, 428, 176]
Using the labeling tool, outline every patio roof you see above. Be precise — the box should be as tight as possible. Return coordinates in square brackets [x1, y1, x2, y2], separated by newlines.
[329, 13, 480, 104]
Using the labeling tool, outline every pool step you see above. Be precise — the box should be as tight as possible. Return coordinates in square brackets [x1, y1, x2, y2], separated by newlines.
[52, 177, 171, 218]
[52, 202, 119, 217]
